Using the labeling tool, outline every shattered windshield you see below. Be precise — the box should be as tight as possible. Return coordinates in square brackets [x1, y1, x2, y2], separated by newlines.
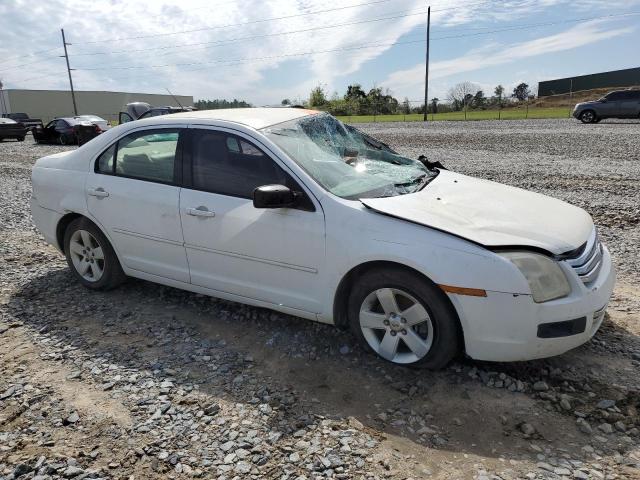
[261, 113, 436, 199]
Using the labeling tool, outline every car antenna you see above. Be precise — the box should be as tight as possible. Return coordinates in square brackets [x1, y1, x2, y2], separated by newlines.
[165, 88, 184, 109]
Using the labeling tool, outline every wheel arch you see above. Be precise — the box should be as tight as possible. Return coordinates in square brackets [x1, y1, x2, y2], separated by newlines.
[332, 260, 465, 348]
[56, 213, 116, 259]
[56, 212, 84, 252]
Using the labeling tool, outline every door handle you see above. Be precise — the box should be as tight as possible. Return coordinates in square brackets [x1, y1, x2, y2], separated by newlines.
[186, 206, 215, 218]
[87, 187, 109, 198]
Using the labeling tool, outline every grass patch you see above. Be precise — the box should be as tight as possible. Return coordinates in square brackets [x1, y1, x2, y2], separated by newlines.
[336, 107, 573, 123]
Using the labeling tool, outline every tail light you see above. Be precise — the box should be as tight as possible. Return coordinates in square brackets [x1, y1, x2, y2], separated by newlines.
[95, 124, 101, 132]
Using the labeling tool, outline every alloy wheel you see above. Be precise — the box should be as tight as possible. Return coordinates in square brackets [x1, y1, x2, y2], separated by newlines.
[581, 111, 595, 123]
[359, 287, 434, 364]
[69, 229, 105, 282]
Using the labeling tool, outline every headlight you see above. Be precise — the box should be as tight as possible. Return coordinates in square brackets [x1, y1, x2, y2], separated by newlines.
[498, 251, 571, 303]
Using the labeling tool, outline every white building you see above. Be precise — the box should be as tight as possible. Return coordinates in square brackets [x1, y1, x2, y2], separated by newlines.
[0, 89, 193, 124]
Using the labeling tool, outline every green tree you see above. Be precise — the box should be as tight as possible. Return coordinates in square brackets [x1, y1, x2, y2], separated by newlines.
[472, 90, 486, 109]
[309, 84, 328, 107]
[512, 82, 531, 101]
[494, 84, 504, 107]
[401, 97, 411, 114]
[193, 99, 252, 109]
[281, 98, 291, 106]
[344, 84, 366, 100]
[430, 97, 439, 114]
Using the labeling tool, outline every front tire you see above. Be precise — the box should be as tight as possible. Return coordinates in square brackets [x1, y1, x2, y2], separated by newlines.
[347, 267, 460, 369]
[579, 110, 597, 124]
[64, 217, 126, 290]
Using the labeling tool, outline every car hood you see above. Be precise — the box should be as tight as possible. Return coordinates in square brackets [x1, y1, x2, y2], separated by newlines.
[575, 100, 600, 108]
[360, 170, 593, 255]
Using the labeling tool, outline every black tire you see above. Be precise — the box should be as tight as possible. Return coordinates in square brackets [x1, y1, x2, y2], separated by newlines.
[59, 134, 68, 145]
[579, 110, 597, 124]
[17, 136, 25, 142]
[63, 217, 126, 290]
[347, 267, 461, 369]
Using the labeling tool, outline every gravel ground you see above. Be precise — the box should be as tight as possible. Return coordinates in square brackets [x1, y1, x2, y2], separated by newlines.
[1, 120, 639, 480]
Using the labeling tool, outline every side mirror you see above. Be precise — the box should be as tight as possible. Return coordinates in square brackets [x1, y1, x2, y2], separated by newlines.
[118, 112, 133, 124]
[253, 184, 295, 209]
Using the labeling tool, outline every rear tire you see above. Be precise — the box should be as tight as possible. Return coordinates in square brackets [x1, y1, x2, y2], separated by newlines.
[579, 110, 597, 124]
[347, 267, 460, 369]
[64, 217, 126, 290]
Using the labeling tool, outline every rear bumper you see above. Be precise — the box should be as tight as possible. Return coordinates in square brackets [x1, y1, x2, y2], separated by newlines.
[450, 246, 616, 362]
[31, 197, 63, 252]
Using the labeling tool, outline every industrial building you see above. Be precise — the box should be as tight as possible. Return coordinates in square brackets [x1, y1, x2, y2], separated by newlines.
[0, 89, 193, 124]
[538, 67, 640, 97]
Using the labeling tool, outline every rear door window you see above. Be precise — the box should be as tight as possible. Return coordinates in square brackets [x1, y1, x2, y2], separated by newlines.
[95, 129, 182, 184]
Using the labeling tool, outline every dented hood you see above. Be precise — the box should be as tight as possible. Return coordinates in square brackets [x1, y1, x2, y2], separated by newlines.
[361, 170, 593, 255]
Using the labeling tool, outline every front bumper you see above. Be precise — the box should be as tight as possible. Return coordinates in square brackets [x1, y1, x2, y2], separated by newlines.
[449, 245, 616, 362]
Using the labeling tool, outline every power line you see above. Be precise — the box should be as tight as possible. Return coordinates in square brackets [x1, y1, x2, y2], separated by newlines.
[73, 10, 640, 73]
[72, 0, 397, 44]
[0, 47, 61, 65]
[431, 11, 640, 40]
[70, 8, 429, 59]
[0, 55, 63, 74]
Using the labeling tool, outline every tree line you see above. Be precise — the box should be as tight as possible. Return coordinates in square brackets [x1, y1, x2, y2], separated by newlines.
[193, 99, 252, 109]
[194, 81, 534, 116]
[284, 81, 534, 116]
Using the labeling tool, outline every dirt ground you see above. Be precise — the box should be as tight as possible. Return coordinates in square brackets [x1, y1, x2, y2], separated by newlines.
[1, 119, 639, 480]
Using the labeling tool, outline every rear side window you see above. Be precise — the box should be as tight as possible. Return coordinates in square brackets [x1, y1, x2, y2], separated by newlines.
[190, 130, 291, 198]
[95, 129, 180, 184]
[606, 92, 625, 100]
[96, 144, 115, 174]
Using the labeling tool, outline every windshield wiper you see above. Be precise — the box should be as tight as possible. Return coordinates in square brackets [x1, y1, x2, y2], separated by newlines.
[394, 173, 428, 188]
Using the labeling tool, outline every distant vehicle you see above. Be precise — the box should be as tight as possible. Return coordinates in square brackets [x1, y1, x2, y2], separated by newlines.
[118, 102, 196, 124]
[33, 117, 98, 145]
[1, 112, 43, 131]
[31, 108, 615, 368]
[74, 115, 111, 132]
[573, 89, 640, 123]
[0, 117, 28, 142]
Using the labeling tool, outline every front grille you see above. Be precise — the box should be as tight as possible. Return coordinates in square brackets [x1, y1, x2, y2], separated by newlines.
[565, 228, 603, 284]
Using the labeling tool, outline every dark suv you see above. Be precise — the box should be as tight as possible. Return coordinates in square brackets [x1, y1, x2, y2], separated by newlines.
[573, 90, 640, 123]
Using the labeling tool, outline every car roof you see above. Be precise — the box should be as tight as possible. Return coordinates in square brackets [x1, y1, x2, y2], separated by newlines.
[166, 107, 320, 129]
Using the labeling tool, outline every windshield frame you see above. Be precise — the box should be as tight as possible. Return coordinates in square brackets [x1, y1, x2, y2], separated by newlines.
[260, 112, 436, 201]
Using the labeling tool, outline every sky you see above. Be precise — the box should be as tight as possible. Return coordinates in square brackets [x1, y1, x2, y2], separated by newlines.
[0, 0, 639, 106]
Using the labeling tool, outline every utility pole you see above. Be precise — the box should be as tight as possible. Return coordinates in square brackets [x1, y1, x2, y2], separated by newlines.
[61, 28, 78, 116]
[423, 5, 431, 122]
[0, 79, 7, 116]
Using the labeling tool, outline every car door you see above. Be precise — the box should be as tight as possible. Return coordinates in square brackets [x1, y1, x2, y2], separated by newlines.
[85, 127, 190, 283]
[599, 92, 624, 117]
[40, 120, 58, 142]
[618, 91, 640, 117]
[179, 127, 325, 315]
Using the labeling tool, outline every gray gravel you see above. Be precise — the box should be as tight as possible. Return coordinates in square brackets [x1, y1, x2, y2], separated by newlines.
[1, 123, 639, 480]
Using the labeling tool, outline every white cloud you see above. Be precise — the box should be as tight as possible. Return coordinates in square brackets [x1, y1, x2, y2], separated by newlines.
[383, 20, 634, 100]
[0, 0, 637, 104]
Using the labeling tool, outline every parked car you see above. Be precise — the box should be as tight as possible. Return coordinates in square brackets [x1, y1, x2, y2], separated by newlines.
[30, 108, 615, 368]
[118, 102, 196, 124]
[33, 117, 98, 145]
[1, 112, 43, 131]
[74, 115, 111, 132]
[0, 117, 28, 141]
[573, 89, 640, 123]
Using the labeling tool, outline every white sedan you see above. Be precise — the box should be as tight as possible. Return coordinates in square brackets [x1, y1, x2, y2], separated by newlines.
[31, 108, 615, 368]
